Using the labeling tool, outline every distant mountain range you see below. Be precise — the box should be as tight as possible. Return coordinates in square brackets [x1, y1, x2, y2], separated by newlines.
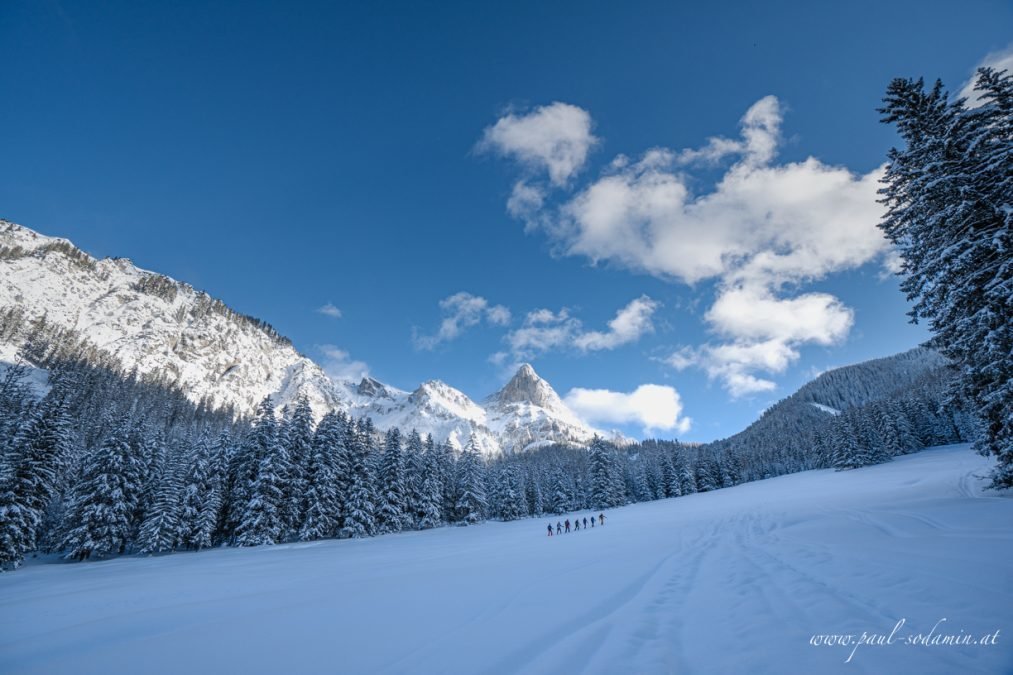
[0, 220, 614, 454]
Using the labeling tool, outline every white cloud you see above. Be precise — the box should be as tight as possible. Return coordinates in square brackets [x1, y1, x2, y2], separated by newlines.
[666, 339, 798, 397]
[564, 384, 692, 434]
[507, 181, 546, 222]
[487, 95, 890, 396]
[505, 308, 581, 359]
[319, 345, 369, 382]
[662, 287, 852, 398]
[503, 296, 659, 362]
[705, 286, 853, 345]
[479, 102, 598, 186]
[316, 302, 342, 319]
[485, 304, 512, 326]
[414, 292, 512, 350]
[674, 95, 782, 166]
[554, 150, 886, 289]
[959, 44, 1013, 106]
[573, 295, 660, 351]
[881, 248, 904, 277]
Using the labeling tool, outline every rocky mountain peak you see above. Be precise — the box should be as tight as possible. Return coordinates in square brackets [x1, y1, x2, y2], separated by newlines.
[356, 376, 391, 399]
[489, 363, 563, 410]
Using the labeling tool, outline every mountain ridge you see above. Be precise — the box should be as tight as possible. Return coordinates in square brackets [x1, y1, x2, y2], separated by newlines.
[0, 219, 606, 455]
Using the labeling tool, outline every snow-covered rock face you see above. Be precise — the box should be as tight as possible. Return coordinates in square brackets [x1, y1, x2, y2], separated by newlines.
[0, 221, 605, 456]
[487, 363, 563, 409]
[0, 220, 346, 421]
[356, 377, 393, 400]
[484, 364, 600, 453]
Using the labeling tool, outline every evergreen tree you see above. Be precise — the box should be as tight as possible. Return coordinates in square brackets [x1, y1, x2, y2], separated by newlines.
[0, 391, 73, 569]
[434, 440, 456, 519]
[694, 456, 718, 492]
[235, 400, 289, 547]
[678, 458, 697, 496]
[300, 412, 344, 541]
[176, 432, 220, 550]
[415, 440, 443, 529]
[524, 469, 543, 516]
[660, 451, 680, 498]
[830, 414, 871, 470]
[340, 419, 377, 538]
[283, 397, 314, 537]
[197, 430, 231, 548]
[403, 430, 426, 529]
[60, 415, 146, 560]
[879, 69, 1013, 487]
[589, 436, 615, 508]
[544, 468, 570, 515]
[376, 428, 410, 534]
[630, 461, 653, 502]
[137, 452, 184, 554]
[454, 436, 487, 524]
[496, 464, 526, 521]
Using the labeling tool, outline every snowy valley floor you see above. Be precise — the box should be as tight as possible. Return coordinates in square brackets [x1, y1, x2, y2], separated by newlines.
[1, 444, 1011, 674]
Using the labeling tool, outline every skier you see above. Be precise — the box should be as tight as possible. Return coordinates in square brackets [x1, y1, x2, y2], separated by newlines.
[564, 519, 571, 533]
[547, 523, 553, 536]
[583, 517, 588, 529]
[599, 513, 605, 526]
[556, 522, 562, 535]
[574, 519, 580, 531]
[590, 516, 594, 528]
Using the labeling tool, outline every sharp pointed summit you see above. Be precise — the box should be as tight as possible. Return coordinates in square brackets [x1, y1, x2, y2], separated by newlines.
[488, 363, 563, 410]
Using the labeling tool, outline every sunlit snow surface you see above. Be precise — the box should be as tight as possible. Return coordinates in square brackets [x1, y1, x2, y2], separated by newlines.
[2, 445, 1010, 674]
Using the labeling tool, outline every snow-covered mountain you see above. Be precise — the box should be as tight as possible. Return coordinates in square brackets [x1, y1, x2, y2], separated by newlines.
[338, 365, 602, 455]
[0, 220, 603, 455]
[0, 220, 344, 417]
[483, 364, 598, 453]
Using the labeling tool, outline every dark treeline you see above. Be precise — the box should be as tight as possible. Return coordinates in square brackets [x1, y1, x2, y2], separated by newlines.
[0, 327, 973, 570]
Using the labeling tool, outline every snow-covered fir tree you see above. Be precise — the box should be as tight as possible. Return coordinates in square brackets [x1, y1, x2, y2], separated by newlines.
[282, 396, 314, 537]
[195, 430, 231, 548]
[403, 430, 426, 530]
[0, 386, 73, 569]
[375, 428, 410, 534]
[493, 464, 526, 521]
[589, 436, 624, 508]
[340, 418, 377, 538]
[415, 439, 443, 529]
[879, 68, 1013, 488]
[544, 468, 571, 515]
[694, 456, 718, 492]
[136, 449, 184, 554]
[454, 436, 487, 525]
[176, 432, 221, 550]
[524, 469, 543, 516]
[300, 411, 345, 541]
[236, 399, 290, 547]
[60, 414, 146, 560]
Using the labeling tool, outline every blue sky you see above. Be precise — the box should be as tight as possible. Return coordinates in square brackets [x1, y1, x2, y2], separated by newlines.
[2, 1, 1011, 441]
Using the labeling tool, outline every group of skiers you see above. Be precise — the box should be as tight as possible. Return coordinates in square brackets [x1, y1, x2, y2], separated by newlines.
[547, 513, 605, 535]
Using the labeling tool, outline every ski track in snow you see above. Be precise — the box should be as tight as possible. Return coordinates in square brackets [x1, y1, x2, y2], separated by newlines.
[1, 445, 1011, 674]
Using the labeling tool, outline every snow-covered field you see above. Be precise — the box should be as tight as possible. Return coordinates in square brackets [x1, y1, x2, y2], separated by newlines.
[1, 445, 1010, 674]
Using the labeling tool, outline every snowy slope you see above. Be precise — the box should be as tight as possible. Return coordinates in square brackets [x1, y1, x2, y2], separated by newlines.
[0, 220, 602, 454]
[810, 402, 842, 415]
[1, 445, 1009, 674]
[0, 220, 346, 419]
[341, 377, 501, 454]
